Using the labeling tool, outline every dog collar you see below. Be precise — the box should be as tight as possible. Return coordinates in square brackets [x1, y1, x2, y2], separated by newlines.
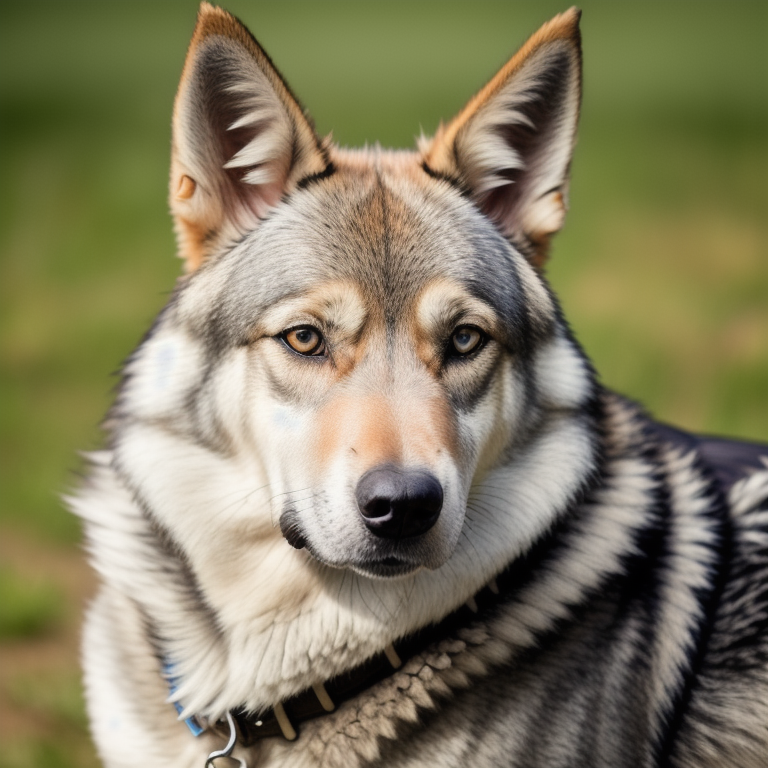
[163, 662, 205, 737]
[165, 573, 506, 755]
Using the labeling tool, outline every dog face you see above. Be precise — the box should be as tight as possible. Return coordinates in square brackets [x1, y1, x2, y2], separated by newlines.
[112, 4, 594, 608]
[187, 163, 565, 579]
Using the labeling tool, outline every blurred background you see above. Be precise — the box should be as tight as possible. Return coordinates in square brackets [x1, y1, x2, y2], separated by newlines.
[0, 1, 766, 765]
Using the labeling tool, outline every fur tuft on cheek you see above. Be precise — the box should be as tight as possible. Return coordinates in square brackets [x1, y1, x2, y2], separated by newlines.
[120, 329, 205, 419]
[534, 334, 593, 410]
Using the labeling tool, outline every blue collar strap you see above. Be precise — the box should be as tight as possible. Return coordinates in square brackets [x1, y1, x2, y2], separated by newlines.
[162, 662, 205, 737]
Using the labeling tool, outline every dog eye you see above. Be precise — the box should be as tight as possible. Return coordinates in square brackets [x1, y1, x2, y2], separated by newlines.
[449, 326, 485, 357]
[282, 326, 326, 356]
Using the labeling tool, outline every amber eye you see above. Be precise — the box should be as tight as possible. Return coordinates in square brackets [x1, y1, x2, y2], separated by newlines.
[282, 326, 325, 356]
[449, 326, 485, 357]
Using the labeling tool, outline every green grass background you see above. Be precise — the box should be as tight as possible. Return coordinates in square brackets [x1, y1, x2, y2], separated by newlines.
[1, 1, 766, 765]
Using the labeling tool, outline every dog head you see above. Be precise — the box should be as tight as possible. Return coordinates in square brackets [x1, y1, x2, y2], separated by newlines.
[114, 4, 595, 599]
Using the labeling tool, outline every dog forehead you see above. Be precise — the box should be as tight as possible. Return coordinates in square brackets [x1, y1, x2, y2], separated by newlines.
[262, 166, 489, 290]
[190, 162, 549, 344]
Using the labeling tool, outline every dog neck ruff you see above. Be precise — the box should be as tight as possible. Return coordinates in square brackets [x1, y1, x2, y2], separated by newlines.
[164, 575, 503, 764]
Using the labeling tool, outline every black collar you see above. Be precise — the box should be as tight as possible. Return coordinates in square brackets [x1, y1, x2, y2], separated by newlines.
[198, 574, 504, 746]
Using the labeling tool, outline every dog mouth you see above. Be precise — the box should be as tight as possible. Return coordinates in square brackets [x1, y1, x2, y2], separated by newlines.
[279, 508, 435, 578]
[351, 556, 420, 579]
[280, 520, 422, 578]
[299, 536, 422, 579]
[279, 512, 307, 550]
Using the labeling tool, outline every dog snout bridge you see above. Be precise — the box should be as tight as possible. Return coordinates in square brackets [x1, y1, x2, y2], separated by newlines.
[355, 466, 443, 538]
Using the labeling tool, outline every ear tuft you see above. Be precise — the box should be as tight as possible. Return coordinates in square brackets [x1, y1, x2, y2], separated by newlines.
[423, 7, 582, 268]
[170, 3, 328, 271]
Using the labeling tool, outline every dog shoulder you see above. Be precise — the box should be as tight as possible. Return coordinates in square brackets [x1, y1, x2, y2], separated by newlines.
[673, 465, 768, 767]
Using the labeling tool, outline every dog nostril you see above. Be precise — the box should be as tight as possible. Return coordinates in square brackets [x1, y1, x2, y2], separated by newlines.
[366, 498, 392, 520]
[356, 467, 443, 539]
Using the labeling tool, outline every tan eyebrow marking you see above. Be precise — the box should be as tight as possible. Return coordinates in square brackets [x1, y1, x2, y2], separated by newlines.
[411, 278, 497, 372]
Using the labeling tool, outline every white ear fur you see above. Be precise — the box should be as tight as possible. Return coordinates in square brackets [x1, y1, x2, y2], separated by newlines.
[422, 7, 582, 267]
[170, 3, 328, 271]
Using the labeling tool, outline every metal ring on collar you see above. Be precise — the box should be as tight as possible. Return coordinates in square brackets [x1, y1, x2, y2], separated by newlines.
[204, 711, 246, 768]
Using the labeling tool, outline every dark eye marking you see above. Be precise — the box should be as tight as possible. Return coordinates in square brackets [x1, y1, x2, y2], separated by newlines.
[281, 326, 326, 357]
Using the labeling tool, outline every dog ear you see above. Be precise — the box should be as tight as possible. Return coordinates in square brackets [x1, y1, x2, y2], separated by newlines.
[170, 2, 328, 271]
[422, 8, 582, 268]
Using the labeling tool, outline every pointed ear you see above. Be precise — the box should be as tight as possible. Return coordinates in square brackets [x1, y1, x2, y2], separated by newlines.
[170, 3, 329, 270]
[422, 7, 582, 268]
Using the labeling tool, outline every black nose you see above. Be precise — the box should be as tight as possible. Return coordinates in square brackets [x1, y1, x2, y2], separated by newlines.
[356, 466, 443, 539]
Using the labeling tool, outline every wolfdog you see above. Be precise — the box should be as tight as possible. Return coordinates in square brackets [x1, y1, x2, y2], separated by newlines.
[71, 4, 768, 767]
